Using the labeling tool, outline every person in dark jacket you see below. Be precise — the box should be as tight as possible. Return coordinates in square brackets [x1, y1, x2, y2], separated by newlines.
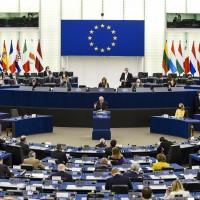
[95, 158, 112, 171]
[157, 137, 173, 155]
[105, 139, 117, 157]
[17, 135, 30, 158]
[123, 162, 141, 178]
[0, 158, 13, 179]
[95, 138, 107, 148]
[51, 144, 68, 164]
[50, 164, 73, 182]
[105, 168, 133, 190]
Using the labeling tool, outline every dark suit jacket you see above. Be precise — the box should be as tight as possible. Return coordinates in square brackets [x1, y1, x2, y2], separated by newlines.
[120, 72, 132, 87]
[123, 171, 140, 178]
[104, 146, 113, 157]
[17, 141, 30, 157]
[0, 164, 13, 178]
[44, 71, 51, 77]
[50, 171, 73, 182]
[157, 140, 173, 155]
[29, 82, 40, 89]
[105, 174, 133, 190]
[59, 71, 70, 78]
[95, 143, 107, 148]
[98, 82, 109, 88]
[94, 101, 108, 111]
[51, 150, 68, 164]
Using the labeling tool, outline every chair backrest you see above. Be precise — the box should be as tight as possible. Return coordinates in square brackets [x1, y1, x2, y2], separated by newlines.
[111, 185, 129, 194]
[161, 166, 174, 171]
[53, 72, 59, 77]
[138, 72, 148, 78]
[79, 85, 86, 88]
[5, 145, 24, 165]
[21, 164, 34, 171]
[183, 182, 200, 192]
[167, 145, 182, 165]
[10, 109, 19, 118]
[31, 73, 38, 77]
[38, 72, 44, 77]
[110, 160, 118, 165]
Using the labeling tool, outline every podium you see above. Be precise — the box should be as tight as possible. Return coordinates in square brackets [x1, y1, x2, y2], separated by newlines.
[92, 111, 111, 140]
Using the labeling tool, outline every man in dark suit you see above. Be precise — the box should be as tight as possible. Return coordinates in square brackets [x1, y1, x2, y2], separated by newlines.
[123, 162, 141, 179]
[105, 139, 117, 157]
[45, 72, 55, 83]
[51, 144, 68, 164]
[120, 67, 133, 87]
[17, 135, 30, 158]
[105, 168, 133, 190]
[50, 164, 73, 182]
[195, 91, 200, 114]
[0, 158, 13, 179]
[94, 96, 108, 111]
[157, 137, 173, 155]
[95, 138, 107, 148]
[59, 68, 70, 79]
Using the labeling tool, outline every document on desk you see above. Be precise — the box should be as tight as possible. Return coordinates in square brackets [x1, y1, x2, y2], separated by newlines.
[149, 174, 177, 179]
[74, 160, 94, 164]
[137, 184, 166, 190]
[184, 174, 195, 179]
[86, 167, 95, 171]
[0, 182, 26, 188]
[30, 146, 47, 151]
[180, 144, 193, 148]
[129, 149, 150, 152]
[80, 150, 97, 153]
[86, 175, 110, 180]
[66, 185, 96, 190]
[130, 159, 150, 164]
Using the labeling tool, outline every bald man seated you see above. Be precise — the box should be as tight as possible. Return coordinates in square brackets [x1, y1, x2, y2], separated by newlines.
[105, 168, 133, 191]
[50, 164, 73, 182]
[94, 96, 108, 111]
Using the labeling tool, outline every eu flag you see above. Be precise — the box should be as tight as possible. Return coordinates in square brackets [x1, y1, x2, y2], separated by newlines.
[61, 20, 144, 56]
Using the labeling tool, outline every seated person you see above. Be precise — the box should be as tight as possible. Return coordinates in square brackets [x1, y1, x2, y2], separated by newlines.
[132, 79, 143, 89]
[175, 103, 185, 118]
[186, 74, 194, 85]
[29, 78, 39, 89]
[94, 96, 108, 111]
[120, 67, 132, 87]
[95, 158, 112, 171]
[164, 179, 191, 199]
[60, 77, 71, 90]
[109, 147, 125, 165]
[195, 91, 200, 114]
[43, 66, 51, 77]
[157, 137, 172, 155]
[9, 72, 17, 85]
[59, 68, 70, 79]
[45, 72, 55, 83]
[123, 162, 141, 178]
[167, 75, 176, 90]
[105, 139, 117, 157]
[51, 144, 68, 164]
[50, 163, 73, 182]
[105, 168, 133, 190]
[142, 187, 153, 200]
[95, 138, 107, 148]
[0, 158, 13, 179]
[98, 77, 109, 88]
[23, 151, 45, 170]
[152, 153, 170, 172]
[0, 72, 4, 85]
[16, 135, 30, 158]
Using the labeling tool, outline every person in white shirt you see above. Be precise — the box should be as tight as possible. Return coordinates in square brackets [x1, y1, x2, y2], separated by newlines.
[164, 179, 191, 199]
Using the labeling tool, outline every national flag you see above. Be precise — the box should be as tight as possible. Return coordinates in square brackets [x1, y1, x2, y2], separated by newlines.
[183, 41, 190, 74]
[169, 41, 177, 73]
[1, 40, 9, 71]
[61, 20, 144, 56]
[162, 40, 170, 73]
[190, 41, 197, 75]
[0, 56, 2, 72]
[176, 41, 184, 74]
[22, 39, 30, 73]
[197, 43, 200, 75]
[29, 39, 36, 71]
[35, 40, 44, 72]
[9, 40, 16, 73]
[15, 40, 21, 73]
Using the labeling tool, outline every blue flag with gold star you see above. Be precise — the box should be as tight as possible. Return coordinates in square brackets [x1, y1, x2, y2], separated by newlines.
[61, 20, 144, 56]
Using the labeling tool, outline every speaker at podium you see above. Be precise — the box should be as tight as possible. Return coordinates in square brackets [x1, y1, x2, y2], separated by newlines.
[92, 111, 111, 140]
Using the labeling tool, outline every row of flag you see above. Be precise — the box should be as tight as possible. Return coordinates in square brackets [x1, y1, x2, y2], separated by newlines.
[1, 40, 43, 74]
[162, 40, 200, 75]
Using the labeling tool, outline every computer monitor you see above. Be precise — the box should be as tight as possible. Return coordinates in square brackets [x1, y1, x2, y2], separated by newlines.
[138, 72, 148, 79]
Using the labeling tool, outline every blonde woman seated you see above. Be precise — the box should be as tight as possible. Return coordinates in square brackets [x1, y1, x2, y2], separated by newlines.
[175, 103, 185, 118]
[152, 153, 170, 172]
[109, 147, 125, 165]
[98, 77, 109, 88]
[164, 179, 191, 199]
